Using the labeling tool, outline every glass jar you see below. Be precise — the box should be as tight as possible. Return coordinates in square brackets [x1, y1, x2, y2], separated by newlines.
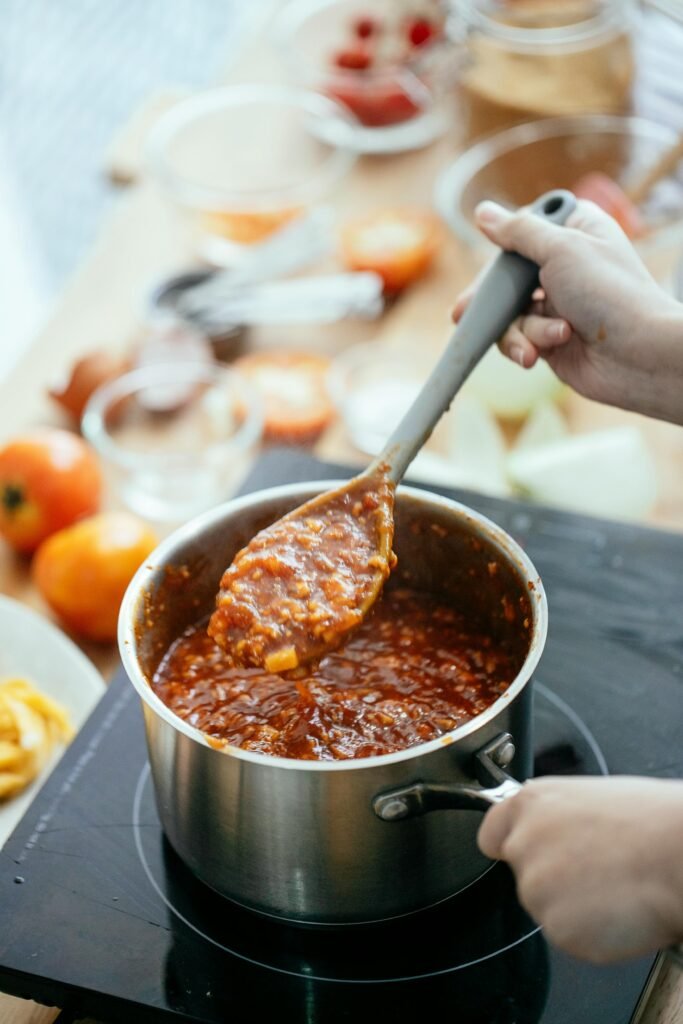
[450, 0, 635, 142]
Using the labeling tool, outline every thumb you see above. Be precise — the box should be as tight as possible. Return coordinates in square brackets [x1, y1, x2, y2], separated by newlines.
[475, 201, 569, 267]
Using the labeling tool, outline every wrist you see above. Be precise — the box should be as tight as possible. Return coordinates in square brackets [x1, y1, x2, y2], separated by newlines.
[648, 782, 683, 945]
[636, 300, 683, 426]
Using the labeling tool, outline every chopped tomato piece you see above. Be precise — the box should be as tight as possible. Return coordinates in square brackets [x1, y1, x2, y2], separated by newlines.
[341, 208, 441, 293]
[329, 76, 423, 126]
[334, 46, 373, 71]
[202, 207, 300, 245]
[353, 16, 378, 39]
[573, 172, 643, 239]
[234, 352, 335, 446]
[407, 17, 437, 47]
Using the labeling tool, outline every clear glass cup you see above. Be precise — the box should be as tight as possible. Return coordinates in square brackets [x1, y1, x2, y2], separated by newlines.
[82, 364, 262, 523]
[275, 0, 457, 154]
[328, 341, 430, 455]
[147, 84, 357, 264]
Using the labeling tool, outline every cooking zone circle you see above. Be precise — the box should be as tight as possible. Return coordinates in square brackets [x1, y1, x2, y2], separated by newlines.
[132, 682, 608, 983]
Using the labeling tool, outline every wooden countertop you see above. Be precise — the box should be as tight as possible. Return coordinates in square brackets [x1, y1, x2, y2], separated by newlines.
[1, 2, 682, 1020]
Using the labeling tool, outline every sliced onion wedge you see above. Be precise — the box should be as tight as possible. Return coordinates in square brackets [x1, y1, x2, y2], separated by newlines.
[463, 348, 564, 420]
[514, 401, 568, 452]
[507, 426, 658, 521]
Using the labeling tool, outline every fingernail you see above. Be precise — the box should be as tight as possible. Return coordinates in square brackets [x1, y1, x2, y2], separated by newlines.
[475, 201, 506, 227]
[547, 322, 568, 343]
[509, 344, 526, 368]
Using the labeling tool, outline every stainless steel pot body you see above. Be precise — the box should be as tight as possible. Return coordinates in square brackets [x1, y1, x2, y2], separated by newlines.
[119, 482, 547, 924]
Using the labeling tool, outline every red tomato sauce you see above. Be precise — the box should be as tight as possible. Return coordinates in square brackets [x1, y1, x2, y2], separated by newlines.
[208, 472, 395, 673]
[153, 586, 524, 761]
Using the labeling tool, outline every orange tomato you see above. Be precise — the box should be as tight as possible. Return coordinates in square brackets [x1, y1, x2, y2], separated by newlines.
[33, 513, 158, 643]
[341, 208, 440, 293]
[0, 430, 102, 554]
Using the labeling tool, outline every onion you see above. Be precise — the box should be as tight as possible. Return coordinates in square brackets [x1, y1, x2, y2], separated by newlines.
[49, 350, 128, 422]
[513, 401, 568, 452]
[446, 395, 510, 496]
[462, 348, 564, 420]
[507, 426, 658, 521]
[401, 397, 510, 495]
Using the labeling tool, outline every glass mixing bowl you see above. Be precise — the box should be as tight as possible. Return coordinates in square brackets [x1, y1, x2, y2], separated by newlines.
[435, 114, 683, 279]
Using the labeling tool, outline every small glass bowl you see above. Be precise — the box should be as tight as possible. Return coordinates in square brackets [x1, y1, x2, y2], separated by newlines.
[434, 114, 683, 278]
[82, 364, 262, 523]
[275, 0, 456, 155]
[147, 84, 357, 264]
[328, 341, 431, 454]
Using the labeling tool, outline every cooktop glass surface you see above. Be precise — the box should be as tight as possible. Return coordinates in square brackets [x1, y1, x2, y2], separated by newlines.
[0, 672, 649, 1024]
[2, 451, 682, 1024]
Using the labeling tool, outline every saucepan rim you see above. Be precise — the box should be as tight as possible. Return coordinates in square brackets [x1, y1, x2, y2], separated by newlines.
[119, 480, 547, 772]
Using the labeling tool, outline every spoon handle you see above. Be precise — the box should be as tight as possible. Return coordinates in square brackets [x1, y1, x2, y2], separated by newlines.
[373, 189, 577, 487]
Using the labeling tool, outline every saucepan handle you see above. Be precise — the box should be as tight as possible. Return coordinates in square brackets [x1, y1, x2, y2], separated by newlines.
[373, 733, 523, 822]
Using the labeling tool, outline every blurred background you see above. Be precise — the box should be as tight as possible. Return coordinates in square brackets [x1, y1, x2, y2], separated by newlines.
[3, 0, 683, 536]
[3, 0, 683, 371]
[0, 0, 255, 373]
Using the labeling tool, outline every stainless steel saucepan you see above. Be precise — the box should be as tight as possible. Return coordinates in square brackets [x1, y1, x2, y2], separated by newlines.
[119, 482, 547, 924]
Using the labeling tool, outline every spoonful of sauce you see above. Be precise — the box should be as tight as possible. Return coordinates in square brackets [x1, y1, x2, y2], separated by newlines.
[208, 191, 576, 673]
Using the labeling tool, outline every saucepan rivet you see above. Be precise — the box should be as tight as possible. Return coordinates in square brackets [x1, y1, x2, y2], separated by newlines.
[496, 740, 516, 767]
[379, 798, 409, 821]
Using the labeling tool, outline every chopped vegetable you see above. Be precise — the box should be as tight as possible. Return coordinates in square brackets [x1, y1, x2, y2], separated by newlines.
[234, 351, 335, 445]
[407, 17, 437, 47]
[202, 207, 301, 245]
[447, 395, 510, 496]
[513, 401, 568, 452]
[341, 208, 440, 293]
[507, 426, 658, 521]
[354, 16, 378, 39]
[328, 77, 425, 127]
[325, 7, 440, 128]
[334, 47, 373, 71]
[49, 350, 129, 423]
[462, 347, 565, 420]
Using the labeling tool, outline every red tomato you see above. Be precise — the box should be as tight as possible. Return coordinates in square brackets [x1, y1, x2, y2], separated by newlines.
[353, 16, 378, 39]
[407, 17, 437, 46]
[0, 430, 102, 554]
[328, 77, 422, 127]
[341, 208, 441, 293]
[334, 46, 373, 71]
[573, 172, 643, 239]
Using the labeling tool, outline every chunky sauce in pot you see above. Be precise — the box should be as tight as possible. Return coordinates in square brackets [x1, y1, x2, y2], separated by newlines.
[208, 472, 395, 673]
[153, 586, 527, 761]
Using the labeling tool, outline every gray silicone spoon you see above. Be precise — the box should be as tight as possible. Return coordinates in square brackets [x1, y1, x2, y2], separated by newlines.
[372, 188, 577, 485]
[210, 190, 577, 672]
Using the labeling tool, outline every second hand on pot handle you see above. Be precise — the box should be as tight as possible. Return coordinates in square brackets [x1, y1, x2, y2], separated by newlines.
[371, 189, 577, 487]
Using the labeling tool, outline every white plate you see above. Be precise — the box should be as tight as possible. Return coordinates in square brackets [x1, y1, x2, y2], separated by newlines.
[0, 595, 106, 847]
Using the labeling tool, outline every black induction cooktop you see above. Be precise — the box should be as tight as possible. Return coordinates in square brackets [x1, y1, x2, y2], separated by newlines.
[2, 450, 683, 1024]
